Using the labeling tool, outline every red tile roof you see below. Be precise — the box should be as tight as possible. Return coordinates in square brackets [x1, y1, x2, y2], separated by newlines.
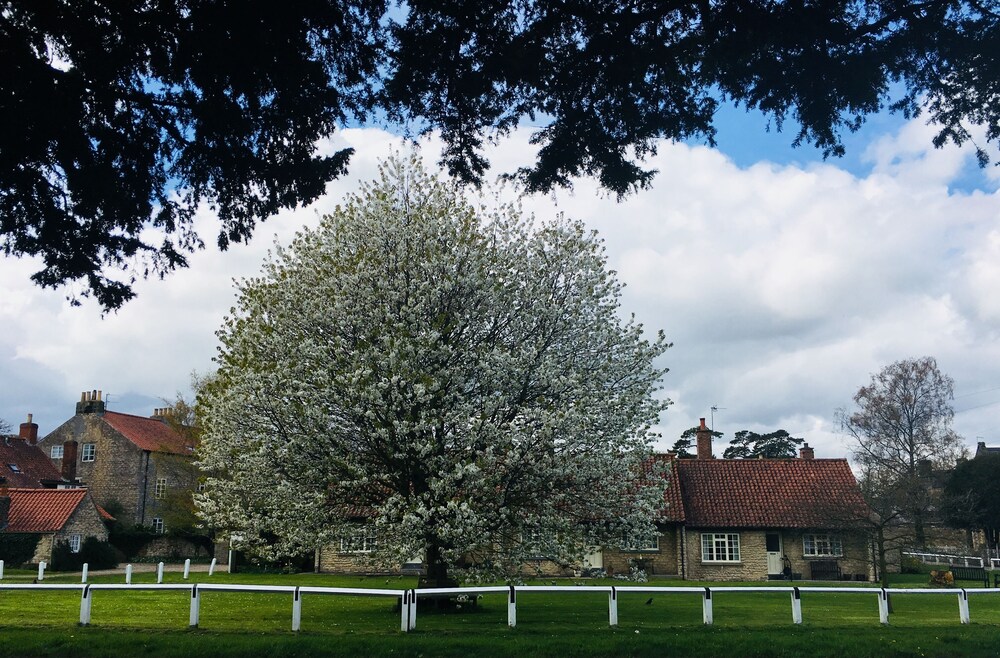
[4, 488, 89, 533]
[0, 438, 64, 488]
[102, 411, 194, 455]
[673, 458, 868, 529]
[643, 454, 686, 523]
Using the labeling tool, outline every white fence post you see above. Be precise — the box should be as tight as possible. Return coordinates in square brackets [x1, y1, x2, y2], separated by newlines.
[702, 588, 714, 625]
[37, 561, 46, 581]
[183, 559, 191, 579]
[189, 584, 200, 627]
[0, 559, 4, 580]
[791, 587, 802, 624]
[82, 563, 89, 583]
[125, 564, 132, 584]
[157, 562, 164, 584]
[608, 586, 618, 627]
[292, 587, 302, 632]
[958, 590, 970, 624]
[878, 589, 889, 625]
[209, 558, 217, 576]
[408, 589, 417, 630]
[508, 586, 517, 628]
[79, 585, 92, 625]
[400, 590, 411, 632]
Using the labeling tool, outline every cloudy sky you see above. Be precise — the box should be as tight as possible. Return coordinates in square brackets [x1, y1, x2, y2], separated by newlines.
[2, 111, 999, 460]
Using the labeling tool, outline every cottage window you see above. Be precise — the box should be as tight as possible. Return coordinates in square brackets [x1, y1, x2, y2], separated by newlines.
[152, 518, 165, 534]
[69, 534, 82, 553]
[50, 445, 64, 459]
[803, 534, 843, 557]
[340, 528, 377, 554]
[701, 533, 741, 563]
[154, 478, 167, 499]
[81, 443, 96, 462]
[623, 533, 660, 552]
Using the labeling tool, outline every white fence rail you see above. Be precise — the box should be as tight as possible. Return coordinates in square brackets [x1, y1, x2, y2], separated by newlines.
[1, 582, 999, 632]
[902, 551, 986, 568]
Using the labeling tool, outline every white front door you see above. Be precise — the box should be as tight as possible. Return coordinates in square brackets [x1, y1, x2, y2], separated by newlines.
[583, 547, 603, 570]
[765, 532, 783, 576]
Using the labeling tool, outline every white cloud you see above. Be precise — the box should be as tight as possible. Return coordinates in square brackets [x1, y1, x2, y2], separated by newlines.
[2, 121, 999, 464]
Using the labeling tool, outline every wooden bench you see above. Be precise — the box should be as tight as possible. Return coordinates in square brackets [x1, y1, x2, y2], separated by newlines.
[808, 560, 841, 581]
[950, 565, 988, 587]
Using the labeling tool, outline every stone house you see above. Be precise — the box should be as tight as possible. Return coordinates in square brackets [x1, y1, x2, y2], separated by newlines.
[0, 487, 110, 564]
[596, 420, 871, 581]
[36, 391, 200, 535]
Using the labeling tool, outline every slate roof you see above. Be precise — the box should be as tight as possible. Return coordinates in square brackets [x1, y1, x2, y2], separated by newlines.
[4, 488, 89, 533]
[0, 438, 64, 488]
[102, 411, 194, 456]
[649, 455, 867, 529]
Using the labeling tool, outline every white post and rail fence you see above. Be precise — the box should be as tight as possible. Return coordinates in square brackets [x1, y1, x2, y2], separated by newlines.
[0, 582, 997, 632]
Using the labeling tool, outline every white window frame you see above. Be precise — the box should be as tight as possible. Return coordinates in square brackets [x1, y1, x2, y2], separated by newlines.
[50, 445, 64, 459]
[340, 528, 378, 554]
[701, 532, 741, 563]
[152, 518, 165, 534]
[81, 443, 96, 462]
[69, 534, 82, 553]
[803, 533, 844, 558]
[154, 478, 167, 499]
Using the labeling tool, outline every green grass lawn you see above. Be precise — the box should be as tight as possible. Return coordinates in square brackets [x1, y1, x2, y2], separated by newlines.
[1, 571, 998, 656]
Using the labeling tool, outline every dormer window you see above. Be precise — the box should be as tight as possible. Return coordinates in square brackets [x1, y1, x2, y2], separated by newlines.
[7, 463, 21, 473]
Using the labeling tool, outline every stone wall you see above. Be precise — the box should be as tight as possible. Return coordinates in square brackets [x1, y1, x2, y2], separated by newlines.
[603, 526, 681, 577]
[682, 528, 871, 582]
[315, 543, 405, 574]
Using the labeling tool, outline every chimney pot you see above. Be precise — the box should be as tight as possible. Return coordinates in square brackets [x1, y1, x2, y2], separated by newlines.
[76, 389, 106, 415]
[799, 443, 815, 460]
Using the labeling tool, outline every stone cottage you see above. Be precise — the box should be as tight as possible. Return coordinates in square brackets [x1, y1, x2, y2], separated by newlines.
[0, 487, 110, 564]
[37, 391, 200, 536]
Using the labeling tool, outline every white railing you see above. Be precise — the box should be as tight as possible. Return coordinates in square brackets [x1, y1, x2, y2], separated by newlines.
[902, 551, 985, 568]
[1, 582, 999, 632]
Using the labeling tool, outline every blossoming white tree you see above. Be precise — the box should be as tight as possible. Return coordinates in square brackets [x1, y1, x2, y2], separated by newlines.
[196, 154, 671, 584]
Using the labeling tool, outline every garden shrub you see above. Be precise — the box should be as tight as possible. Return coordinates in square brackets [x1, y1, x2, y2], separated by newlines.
[51, 538, 119, 571]
[0, 534, 40, 567]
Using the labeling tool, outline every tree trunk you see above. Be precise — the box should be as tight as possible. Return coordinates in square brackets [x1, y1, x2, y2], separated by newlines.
[418, 538, 458, 590]
[876, 527, 893, 613]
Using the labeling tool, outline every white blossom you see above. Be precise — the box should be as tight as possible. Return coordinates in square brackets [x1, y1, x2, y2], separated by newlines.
[197, 153, 671, 580]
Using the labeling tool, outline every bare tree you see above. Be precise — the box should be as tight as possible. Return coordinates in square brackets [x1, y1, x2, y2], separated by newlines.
[839, 357, 965, 547]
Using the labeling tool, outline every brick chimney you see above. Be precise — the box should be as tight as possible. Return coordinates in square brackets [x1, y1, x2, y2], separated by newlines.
[696, 417, 713, 459]
[62, 440, 79, 483]
[799, 443, 815, 460]
[18, 414, 38, 445]
[76, 390, 106, 415]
